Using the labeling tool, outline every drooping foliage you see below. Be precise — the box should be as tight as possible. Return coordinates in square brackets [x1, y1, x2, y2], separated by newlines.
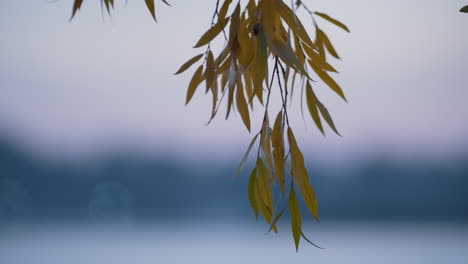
[70, 0, 349, 251]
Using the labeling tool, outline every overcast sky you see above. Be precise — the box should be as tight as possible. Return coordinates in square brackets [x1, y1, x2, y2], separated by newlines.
[0, 0, 467, 164]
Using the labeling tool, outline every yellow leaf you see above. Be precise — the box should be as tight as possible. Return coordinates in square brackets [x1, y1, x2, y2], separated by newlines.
[243, 70, 254, 108]
[305, 82, 324, 134]
[252, 33, 268, 104]
[256, 158, 274, 214]
[287, 128, 319, 221]
[310, 64, 347, 101]
[275, 0, 315, 48]
[206, 51, 216, 92]
[226, 59, 237, 119]
[272, 111, 285, 193]
[185, 65, 204, 105]
[261, 113, 274, 173]
[289, 188, 302, 252]
[194, 17, 230, 48]
[248, 167, 259, 219]
[174, 54, 203, 75]
[302, 43, 337, 73]
[270, 35, 309, 78]
[71, 0, 84, 19]
[314, 12, 350, 32]
[145, 0, 157, 22]
[268, 208, 285, 233]
[236, 78, 251, 131]
[318, 29, 340, 59]
[316, 99, 341, 136]
[218, 0, 233, 21]
[229, 3, 241, 46]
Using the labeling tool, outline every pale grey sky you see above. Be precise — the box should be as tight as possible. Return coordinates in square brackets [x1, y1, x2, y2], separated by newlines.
[0, 0, 467, 164]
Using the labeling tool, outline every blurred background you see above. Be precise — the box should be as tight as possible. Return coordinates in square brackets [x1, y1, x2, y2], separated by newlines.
[0, 0, 467, 263]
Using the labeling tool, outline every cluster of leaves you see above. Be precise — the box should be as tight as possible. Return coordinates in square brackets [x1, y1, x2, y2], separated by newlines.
[70, 0, 349, 251]
[176, 0, 348, 251]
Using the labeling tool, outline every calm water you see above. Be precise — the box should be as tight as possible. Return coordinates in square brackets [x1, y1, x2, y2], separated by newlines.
[0, 222, 467, 264]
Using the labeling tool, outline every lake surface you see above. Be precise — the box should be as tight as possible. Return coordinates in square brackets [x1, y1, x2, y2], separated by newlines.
[0, 222, 467, 264]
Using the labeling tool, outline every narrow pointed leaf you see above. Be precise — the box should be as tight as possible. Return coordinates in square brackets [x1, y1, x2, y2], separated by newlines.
[301, 232, 324, 249]
[310, 64, 347, 101]
[248, 167, 259, 219]
[287, 128, 320, 221]
[272, 111, 285, 193]
[175, 54, 204, 75]
[318, 30, 340, 59]
[289, 188, 302, 252]
[71, 0, 84, 19]
[218, 0, 233, 21]
[233, 133, 259, 177]
[268, 208, 285, 233]
[194, 17, 230, 48]
[236, 78, 251, 131]
[316, 100, 341, 136]
[145, 0, 157, 22]
[306, 82, 324, 134]
[314, 12, 350, 32]
[185, 65, 204, 105]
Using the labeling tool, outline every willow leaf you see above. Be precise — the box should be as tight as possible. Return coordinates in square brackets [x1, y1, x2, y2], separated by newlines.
[194, 17, 230, 48]
[318, 29, 340, 59]
[310, 64, 347, 101]
[71, 0, 84, 19]
[272, 111, 285, 193]
[233, 133, 259, 177]
[175, 54, 203, 75]
[316, 100, 341, 136]
[305, 82, 324, 134]
[236, 78, 251, 131]
[287, 128, 319, 221]
[185, 65, 204, 105]
[268, 208, 285, 233]
[218, 0, 233, 21]
[145, 0, 157, 22]
[289, 188, 302, 252]
[248, 167, 259, 219]
[314, 12, 350, 32]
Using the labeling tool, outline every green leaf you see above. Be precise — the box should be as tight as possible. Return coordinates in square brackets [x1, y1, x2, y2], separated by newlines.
[175, 54, 204, 75]
[145, 0, 157, 22]
[314, 12, 350, 32]
[289, 188, 302, 252]
[460, 5, 468, 13]
[248, 167, 259, 219]
[185, 65, 204, 105]
[194, 17, 230, 48]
